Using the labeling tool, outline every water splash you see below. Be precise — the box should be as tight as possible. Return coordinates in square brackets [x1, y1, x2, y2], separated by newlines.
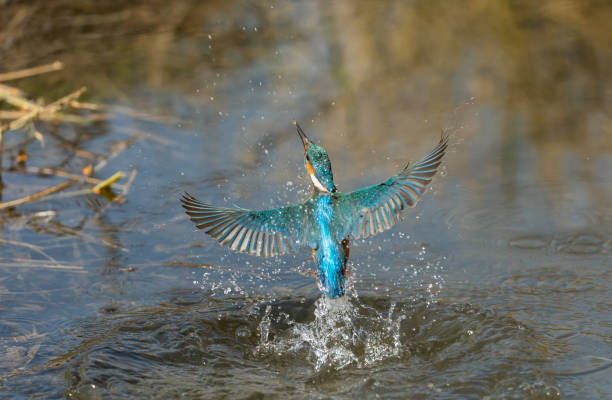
[255, 291, 409, 371]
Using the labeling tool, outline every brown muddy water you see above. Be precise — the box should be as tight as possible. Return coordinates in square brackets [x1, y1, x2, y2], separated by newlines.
[1, 1, 611, 398]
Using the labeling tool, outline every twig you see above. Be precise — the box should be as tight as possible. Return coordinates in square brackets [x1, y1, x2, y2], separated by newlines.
[0, 180, 73, 210]
[69, 100, 101, 110]
[94, 168, 136, 214]
[121, 168, 138, 196]
[0, 110, 108, 124]
[28, 188, 90, 201]
[0, 61, 64, 82]
[0, 111, 23, 120]
[20, 166, 126, 189]
[92, 171, 123, 194]
[19, 170, 124, 206]
[0, 84, 43, 111]
[1, 86, 86, 132]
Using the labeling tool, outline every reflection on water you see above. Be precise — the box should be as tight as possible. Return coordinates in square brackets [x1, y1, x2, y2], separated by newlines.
[1, 0, 611, 398]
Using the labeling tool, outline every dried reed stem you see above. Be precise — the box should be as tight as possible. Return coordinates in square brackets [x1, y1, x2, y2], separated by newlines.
[0, 61, 64, 82]
[22, 166, 126, 189]
[2, 87, 86, 132]
[0, 110, 108, 124]
[92, 171, 123, 194]
[0, 84, 43, 111]
[0, 180, 73, 210]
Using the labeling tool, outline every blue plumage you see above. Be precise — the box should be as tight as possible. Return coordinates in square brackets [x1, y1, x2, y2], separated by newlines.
[314, 195, 345, 298]
[181, 122, 448, 298]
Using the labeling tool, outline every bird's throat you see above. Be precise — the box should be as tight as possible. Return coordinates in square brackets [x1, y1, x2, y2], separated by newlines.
[310, 173, 329, 193]
[305, 158, 332, 193]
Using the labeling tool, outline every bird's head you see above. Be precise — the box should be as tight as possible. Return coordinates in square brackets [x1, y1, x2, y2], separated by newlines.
[294, 121, 336, 193]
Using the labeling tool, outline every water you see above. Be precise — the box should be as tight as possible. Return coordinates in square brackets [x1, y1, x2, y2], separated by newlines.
[1, 1, 611, 398]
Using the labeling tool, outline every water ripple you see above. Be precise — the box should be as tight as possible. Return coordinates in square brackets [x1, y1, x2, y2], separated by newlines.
[43, 292, 562, 399]
[509, 232, 610, 255]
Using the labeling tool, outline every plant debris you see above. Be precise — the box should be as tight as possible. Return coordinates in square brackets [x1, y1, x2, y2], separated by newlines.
[0, 61, 138, 209]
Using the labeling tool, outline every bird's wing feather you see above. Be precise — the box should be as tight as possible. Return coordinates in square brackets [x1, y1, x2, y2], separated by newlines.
[334, 134, 449, 239]
[181, 193, 314, 257]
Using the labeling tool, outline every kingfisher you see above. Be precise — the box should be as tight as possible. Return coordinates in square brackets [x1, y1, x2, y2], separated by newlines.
[181, 121, 448, 298]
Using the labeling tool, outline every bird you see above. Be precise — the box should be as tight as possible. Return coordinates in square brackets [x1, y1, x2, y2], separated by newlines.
[181, 121, 448, 298]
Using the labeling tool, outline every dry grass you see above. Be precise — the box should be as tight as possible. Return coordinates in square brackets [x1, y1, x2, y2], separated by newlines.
[0, 62, 138, 210]
[0, 61, 145, 378]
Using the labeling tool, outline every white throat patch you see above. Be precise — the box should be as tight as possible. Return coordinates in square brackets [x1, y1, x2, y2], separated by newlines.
[310, 173, 329, 192]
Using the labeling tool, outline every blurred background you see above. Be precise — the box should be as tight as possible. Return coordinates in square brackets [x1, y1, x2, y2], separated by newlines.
[0, 1, 610, 399]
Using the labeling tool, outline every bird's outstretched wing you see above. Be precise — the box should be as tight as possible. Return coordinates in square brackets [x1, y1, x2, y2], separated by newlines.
[181, 193, 314, 257]
[333, 134, 449, 239]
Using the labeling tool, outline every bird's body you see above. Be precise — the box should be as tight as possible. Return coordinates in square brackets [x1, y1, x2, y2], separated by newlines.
[181, 122, 448, 298]
[312, 194, 347, 297]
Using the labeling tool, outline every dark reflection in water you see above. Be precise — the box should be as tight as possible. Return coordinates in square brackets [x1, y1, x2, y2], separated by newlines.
[56, 292, 560, 399]
[1, 0, 611, 399]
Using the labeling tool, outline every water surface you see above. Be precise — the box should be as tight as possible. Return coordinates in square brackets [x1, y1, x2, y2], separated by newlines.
[1, 1, 611, 398]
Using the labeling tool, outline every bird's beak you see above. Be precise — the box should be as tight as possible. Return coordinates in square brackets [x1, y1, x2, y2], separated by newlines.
[293, 120, 310, 150]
